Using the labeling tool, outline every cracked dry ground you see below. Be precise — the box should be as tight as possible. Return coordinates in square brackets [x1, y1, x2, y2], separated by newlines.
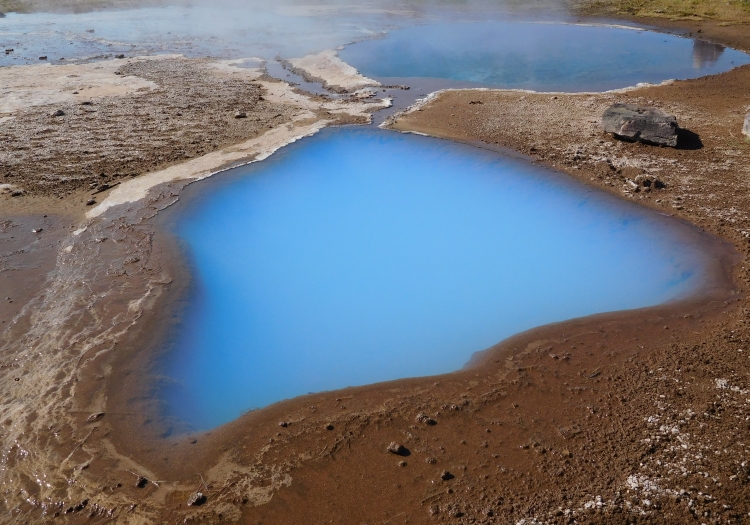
[0, 57, 298, 204]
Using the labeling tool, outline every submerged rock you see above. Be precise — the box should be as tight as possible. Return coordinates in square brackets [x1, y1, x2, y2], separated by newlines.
[601, 103, 679, 147]
[743, 113, 750, 138]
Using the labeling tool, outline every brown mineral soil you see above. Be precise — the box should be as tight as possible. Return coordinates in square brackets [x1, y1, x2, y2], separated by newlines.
[3, 19, 750, 525]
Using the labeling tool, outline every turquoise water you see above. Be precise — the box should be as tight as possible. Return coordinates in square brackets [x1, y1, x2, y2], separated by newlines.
[339, 22, 750, 91]
[161, 128, 705, 430]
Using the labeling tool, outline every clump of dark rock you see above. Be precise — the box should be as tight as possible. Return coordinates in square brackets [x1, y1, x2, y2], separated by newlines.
[187, 492, 206, 506]
[387, 441, 406, 455]
[633, 173, 665, 193]
[38, 56, 47, 60]
[602, 103, 679, 147]
[415, 412, 437, 425]
[440, 470, 454, 481]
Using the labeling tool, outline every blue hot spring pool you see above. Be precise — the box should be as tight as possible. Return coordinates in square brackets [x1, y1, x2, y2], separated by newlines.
[338, 21, 750, 91]
[160, 128, 707, 430]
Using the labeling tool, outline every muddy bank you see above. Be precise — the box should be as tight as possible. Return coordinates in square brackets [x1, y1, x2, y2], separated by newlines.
[0, 55, 369, 215]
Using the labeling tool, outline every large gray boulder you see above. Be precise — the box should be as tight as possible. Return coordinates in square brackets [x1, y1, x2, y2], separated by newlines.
[743, 113, 750, 138]
[602, 103, 679, 147]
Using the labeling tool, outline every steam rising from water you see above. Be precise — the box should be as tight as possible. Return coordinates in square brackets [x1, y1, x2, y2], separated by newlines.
[0, 0, 574, 66]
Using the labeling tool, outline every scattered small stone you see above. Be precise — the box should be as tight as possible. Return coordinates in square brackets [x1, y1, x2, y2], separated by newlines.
[135, 476, 148, 488]
[440, 470, 454, 481]
[4, 49, 13, 54]
[429, 504, 440, 515]
[324, 424, 334, 430]
[743, 113, 750, 138]
[186, 492, 206, 506]
[562, 449, 572, 458]
[50, 109, 65, 117]
[278, 421, 289, 427]
[86, 412, 104, 422]
[387, 441, 406, 455]
[468, 100, 483, 105]
[86, 199, 96, 206]
[39, 56, 47, 60]
[115, 54, 125, 59]
[415, 412, 437, 425]
[31, 228, 43, 233]
[234, 110, 247, 118]
[601, 103, 679, 147]
[398, 460, 407, 467]
[425, 457, 437, 464]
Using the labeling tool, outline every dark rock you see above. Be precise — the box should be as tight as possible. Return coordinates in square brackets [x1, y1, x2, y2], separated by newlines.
[415, 412, 437, 425]
[115, 54, 125, 59]
[10, 190, 23, 197]
[50, 109, 65, 117]
[601, 103, 679, 147]
[0, 12, 5, 18]
[278, 421, 288, 427]
[187, 492, 206, 506]
[387, 441, 406, 455]
[234, 110, 247, 118]
[135, 476, 148, 488]
[4, 49, 12, 54]
[39, 56, 47, 60]
[744, 113, 750, 138]
[324, 424, 334, 430]
[86, 199, 96, 206]
[440, 470, 454, 481]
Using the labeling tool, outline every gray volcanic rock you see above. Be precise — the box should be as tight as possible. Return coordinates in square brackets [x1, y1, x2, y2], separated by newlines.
[743, 113, 750, 138]
[602, 103, 679, 147]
